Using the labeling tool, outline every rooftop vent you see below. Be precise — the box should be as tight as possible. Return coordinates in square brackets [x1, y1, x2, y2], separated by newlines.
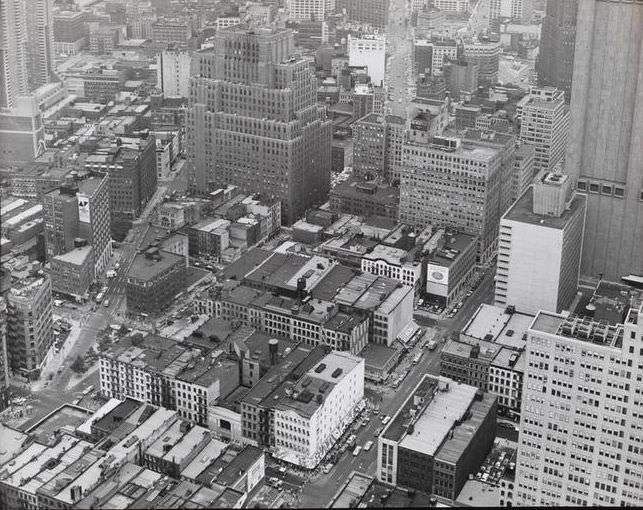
[331, 368, 343, 378]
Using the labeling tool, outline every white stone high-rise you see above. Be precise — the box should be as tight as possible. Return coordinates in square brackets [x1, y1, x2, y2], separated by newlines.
[516, 298, 643, 506]
[0, 0, 28, 108]
[494, 173, 586, 315]
[25, 0, 55, 91]
[156, 49, 192, 98]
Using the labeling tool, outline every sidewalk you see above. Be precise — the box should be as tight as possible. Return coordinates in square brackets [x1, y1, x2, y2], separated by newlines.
[32, 318, 82, 392]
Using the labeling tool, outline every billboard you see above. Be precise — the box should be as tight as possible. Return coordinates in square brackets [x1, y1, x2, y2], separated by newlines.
[78, 194, 90, 223]
[426, 264, 449, 297]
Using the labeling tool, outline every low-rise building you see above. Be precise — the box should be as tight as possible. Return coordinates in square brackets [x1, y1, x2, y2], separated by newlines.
[125, 248, 187, 315]
[329, 177, 400, 222]
[361, 244, 422, 289]
[49, 245, 94, 300]
[377, 375, 497, 500]
[99, 334, 240, 427]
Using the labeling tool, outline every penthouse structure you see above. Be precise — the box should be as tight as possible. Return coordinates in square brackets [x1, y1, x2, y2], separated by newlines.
[5, 274, 53, 380]
[517, 87, 569, 173]
[516, 298, 643, 507]
[99, 335, 240, 426]
[377, 375, 497, 499]
[187, 27, 332, 224]
[400, 134, 506, 263]
[495, 173, 586, 315]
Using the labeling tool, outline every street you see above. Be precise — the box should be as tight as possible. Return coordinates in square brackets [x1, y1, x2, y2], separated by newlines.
[384, 0, 414, 117]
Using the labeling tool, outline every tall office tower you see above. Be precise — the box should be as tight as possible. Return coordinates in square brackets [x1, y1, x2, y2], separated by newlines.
[348, 34, 386, 86]
[0, 297, 9, 411]
[6, 274, 54, 380]
[25, 0, 55, 91]
[400, 134, 505, 263]
[414, 39, 459, 77]
[510, 142, 535, 204]
[77, 176, 111, 277]
[565, 0, 643, 281]
[494, 173, 586, 314]
[187, 27, 332, 224]
[0, 0, 28, 108]
[156, 49, 192, 98]
[42, 186, 80, 259]
[516, 298, 643, 507]
[462, 38, 501, 87]
[288, 0, 335, 22]
[536, 0, 578, 103]
[517, 87, 569, 174]
[337, 0, 389, 29]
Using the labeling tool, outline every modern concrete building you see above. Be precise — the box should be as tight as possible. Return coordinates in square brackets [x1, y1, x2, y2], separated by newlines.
[517, 86, 569, 174]
[516, 298, 643, 507]
[77, 175, 111, 277]
[24, 0, 55, 91]
[564, 0, 643, 281]
[187, 27, 331, 224]
[494, 173, 587, 315]
[537, 0, 578, 103]
[0, 0, 28, 109]
[348, 34, 386, 87]
[433, 0, 469, 13]
[156, 49, 191, 99]
[6, 274, 54, 380]
[400, 135, 506, 264]
[377, 375, 497, 500]
[0, 94, 46, 165]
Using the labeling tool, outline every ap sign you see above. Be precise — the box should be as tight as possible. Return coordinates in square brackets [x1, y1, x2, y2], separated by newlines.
[78, 195, 90, 223]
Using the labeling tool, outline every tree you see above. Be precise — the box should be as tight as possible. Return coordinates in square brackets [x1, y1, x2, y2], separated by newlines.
[70, 356, 85, 373]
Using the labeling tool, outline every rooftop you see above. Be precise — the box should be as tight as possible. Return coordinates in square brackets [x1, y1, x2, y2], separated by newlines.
[426, 231, 477, 268]
[180, 439, 228, 481]
[214, 445, 263, 487]
[530, 311, 623, 349]
[0, 424, 29, 466]
[52, 245, 93, 266]
[127, 249, 183, 282]
[221, 248, 273, 281]
[462, 303, 532, 348]
[309, 264, 356, 301]
[359, 343, 399, 370]
[331, 176, 400, 206]
[504, 186, 586, 229]
[363, 244, 419, 268]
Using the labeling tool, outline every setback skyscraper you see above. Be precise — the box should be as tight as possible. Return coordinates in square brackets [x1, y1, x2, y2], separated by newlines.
[187, 26, 332, 224]
[565, 0, 643, 281]
[537, 0, 578, 103]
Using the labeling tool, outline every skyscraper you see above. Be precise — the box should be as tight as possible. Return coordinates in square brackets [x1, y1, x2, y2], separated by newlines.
[565, 0, 643, 281]
[77, 175, 112, 277]
[537, 0, 578, 103]
[25, 0, 55, 91]
[0, 0, 28, 108]
[516, 298, 643, 506]
[42, 186, 80, 259]
[187, 27, 332, 224]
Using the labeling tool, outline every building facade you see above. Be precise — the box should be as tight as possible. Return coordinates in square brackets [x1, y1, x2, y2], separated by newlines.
[6, 275, 54, 380]
[564, 0, 643, 281]
[537, 0, 578, 103]
[50, 245, 94, 301]
[518, 86, 569, 174]
[516, 301, 643, 507]
[42, 186, 79, 259]
[348, 34, 386, 87]
[77, 175, 112, 277]
[187, 27, 332, 224]
[156, 49, 192, 99]
[494, 174, 587, 315]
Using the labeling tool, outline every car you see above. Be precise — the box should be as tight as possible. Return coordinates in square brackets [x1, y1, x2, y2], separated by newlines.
[352, 446, 362, 456]
[363, 440, 374, 452]
[322, 464, 332, 474]
[381, 415, 391, 425]
[103, 299, 110, 307]
[374, 426, 383, 437]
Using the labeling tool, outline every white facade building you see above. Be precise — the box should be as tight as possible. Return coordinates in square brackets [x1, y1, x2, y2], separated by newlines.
[287, 0, 335, 22]
[273, 351, 364, 468]
[517, 86, 569, 174]
[156, 49, 192, 98]
[348, 34, 386, 87]
[516, 299, 643, 507]
[433, 0, 470, 13]
[361, 244, 422, 288]
[495, 173, 586, 315]
[489, 0, 531, 21]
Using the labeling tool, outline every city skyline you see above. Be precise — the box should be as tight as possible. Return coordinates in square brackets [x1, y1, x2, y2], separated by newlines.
[0, 0, 641, 508]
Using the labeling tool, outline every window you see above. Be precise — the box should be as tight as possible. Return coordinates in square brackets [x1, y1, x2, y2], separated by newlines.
[589, 183, 599, 193]
[614, 187, 624, 198]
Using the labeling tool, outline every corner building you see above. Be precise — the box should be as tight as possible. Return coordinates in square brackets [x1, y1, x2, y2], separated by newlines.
[187, 27, 332, 225]
[516, 299, 643, 506]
